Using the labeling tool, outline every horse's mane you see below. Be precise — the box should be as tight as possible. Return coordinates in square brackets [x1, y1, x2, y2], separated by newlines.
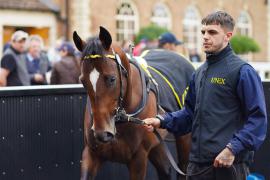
[82, 36, 105, 58]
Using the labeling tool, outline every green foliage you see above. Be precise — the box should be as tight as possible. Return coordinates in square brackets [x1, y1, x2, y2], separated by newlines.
[230, 35, 260, 54]
[134, 24, 168, 44]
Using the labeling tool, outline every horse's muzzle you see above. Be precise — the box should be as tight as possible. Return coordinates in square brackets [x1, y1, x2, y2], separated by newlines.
[94, 131, 114, 143]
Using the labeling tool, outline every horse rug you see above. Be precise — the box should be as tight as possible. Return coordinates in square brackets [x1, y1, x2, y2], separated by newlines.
[137, 49, 195, 112]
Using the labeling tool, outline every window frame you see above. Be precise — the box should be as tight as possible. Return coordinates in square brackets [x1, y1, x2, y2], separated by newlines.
[116, 1, 139, 42]
[182, 6, 201, 53]
[151, 3, 172, 30]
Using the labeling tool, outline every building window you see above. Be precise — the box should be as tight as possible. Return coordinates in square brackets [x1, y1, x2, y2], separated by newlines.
[236, 11, 253, 60]
[116, 2, 138, 42]
[236, 11, 252, 36]
[183, 6, 201, 52]
[151, 3, 171, 29]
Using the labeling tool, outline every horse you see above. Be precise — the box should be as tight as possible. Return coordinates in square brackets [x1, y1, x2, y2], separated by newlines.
[73, 26, 192, 180]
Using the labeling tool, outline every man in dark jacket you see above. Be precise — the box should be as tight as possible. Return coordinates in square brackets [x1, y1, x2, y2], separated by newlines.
[143, 11, 267, 180]
[0, 30, 30, 86]
[24, 35, 51, 85]
[50, 42, 80, 84]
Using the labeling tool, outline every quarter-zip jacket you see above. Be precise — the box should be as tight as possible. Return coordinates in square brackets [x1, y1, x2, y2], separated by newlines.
[161, 45, 267, 163]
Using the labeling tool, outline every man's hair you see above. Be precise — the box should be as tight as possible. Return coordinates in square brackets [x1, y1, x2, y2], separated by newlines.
[25, 35, 44, 50]
[158, 42, 166, 48]
[201, 11, 235, 31]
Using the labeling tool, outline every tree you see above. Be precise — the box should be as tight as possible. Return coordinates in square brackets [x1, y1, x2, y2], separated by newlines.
[134, 24, 168, 44]
[230, 35, 260, 54]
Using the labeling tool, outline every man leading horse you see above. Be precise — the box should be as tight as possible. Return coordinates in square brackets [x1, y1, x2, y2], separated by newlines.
[144, 10, 267, 180]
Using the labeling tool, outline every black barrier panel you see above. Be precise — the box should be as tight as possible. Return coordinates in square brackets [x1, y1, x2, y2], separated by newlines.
[251, 82, 270, 179]
[0, 86, 85, 180]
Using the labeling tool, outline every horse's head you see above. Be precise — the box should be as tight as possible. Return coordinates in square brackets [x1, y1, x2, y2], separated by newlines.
[73, 27, 131, 143]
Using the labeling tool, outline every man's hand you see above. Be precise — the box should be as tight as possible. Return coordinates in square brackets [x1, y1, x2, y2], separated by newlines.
[213, 147, 235, 168]
[34, 74, 44, 82]
[143, 118, 161, 132]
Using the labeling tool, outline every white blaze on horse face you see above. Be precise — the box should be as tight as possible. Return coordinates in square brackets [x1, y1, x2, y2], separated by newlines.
[89, 68, 100, 93]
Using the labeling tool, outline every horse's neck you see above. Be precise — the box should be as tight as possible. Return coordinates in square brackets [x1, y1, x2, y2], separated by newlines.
[124, 62, 143, 114]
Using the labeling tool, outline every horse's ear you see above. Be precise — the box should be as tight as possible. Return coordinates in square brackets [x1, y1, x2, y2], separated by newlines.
[73, 31, 86, 52]
[99, 26, 112, 51]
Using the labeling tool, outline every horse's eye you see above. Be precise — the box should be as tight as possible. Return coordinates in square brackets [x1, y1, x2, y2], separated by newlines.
[105, 75, 116, 87]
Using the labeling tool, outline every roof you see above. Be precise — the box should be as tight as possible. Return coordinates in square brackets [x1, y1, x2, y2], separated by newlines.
[0, 0, 59, 12]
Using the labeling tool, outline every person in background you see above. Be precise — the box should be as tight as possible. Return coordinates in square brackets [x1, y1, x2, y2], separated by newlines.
[158, 32, 183, 51]
[2, 42, 11, 53]
[50, 42, 80, 84]
[0, 30, 30, 86]
[143, 11, 267, 180]
[189, 48, 201, 62]
[158, 32, 190, 58]
[47, 38, 63, 64]
[24, 35, 51, 85]
[133, 38, 148, 56]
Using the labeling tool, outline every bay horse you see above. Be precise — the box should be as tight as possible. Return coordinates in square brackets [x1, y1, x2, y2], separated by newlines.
[73, 26, 191, 180]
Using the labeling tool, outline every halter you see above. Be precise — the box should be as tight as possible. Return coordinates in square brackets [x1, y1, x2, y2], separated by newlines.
[83, 48, 128, 122]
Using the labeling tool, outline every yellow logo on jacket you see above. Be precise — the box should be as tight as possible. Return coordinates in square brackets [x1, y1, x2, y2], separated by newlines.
[210, 77, 226, 85]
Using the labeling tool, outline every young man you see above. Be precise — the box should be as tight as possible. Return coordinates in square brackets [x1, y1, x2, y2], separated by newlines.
[0, 30, 30, 86]
[143, 11, 267, 180]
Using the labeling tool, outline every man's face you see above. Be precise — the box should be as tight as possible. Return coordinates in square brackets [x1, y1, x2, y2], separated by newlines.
[201, 24, 232, 53]
[28, 40, 41, 58]
[12, 39, 26, 53]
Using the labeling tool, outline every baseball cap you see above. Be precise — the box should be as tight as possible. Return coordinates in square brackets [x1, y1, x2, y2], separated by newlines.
[58, 42, 75, 55]
[158, 32, 183, 45]
[11, 30, 28, 42]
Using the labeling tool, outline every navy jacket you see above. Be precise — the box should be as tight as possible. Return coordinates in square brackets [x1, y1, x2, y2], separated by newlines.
[161, 45, 267, 163]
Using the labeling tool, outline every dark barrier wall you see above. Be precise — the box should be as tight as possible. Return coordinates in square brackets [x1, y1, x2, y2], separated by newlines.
[251, 82, 270, 179]
[0, 83, 269, 180]
[0, 85, 85, 180]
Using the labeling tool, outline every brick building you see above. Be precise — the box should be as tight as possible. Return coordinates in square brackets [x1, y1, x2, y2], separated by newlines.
[1, 0, 269, 61]
[65, 0, 269, 61]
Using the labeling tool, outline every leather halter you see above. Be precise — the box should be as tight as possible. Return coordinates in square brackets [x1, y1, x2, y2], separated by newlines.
[83, 48, 127, 109]
[84, 49, 155, 126]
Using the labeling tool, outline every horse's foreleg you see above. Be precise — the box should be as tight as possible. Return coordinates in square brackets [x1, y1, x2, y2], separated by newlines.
[128, 149, 148, 180]
[149, 144, 171, 180]
[175, 133, 191, 180]
[80, 146, 102, 180]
